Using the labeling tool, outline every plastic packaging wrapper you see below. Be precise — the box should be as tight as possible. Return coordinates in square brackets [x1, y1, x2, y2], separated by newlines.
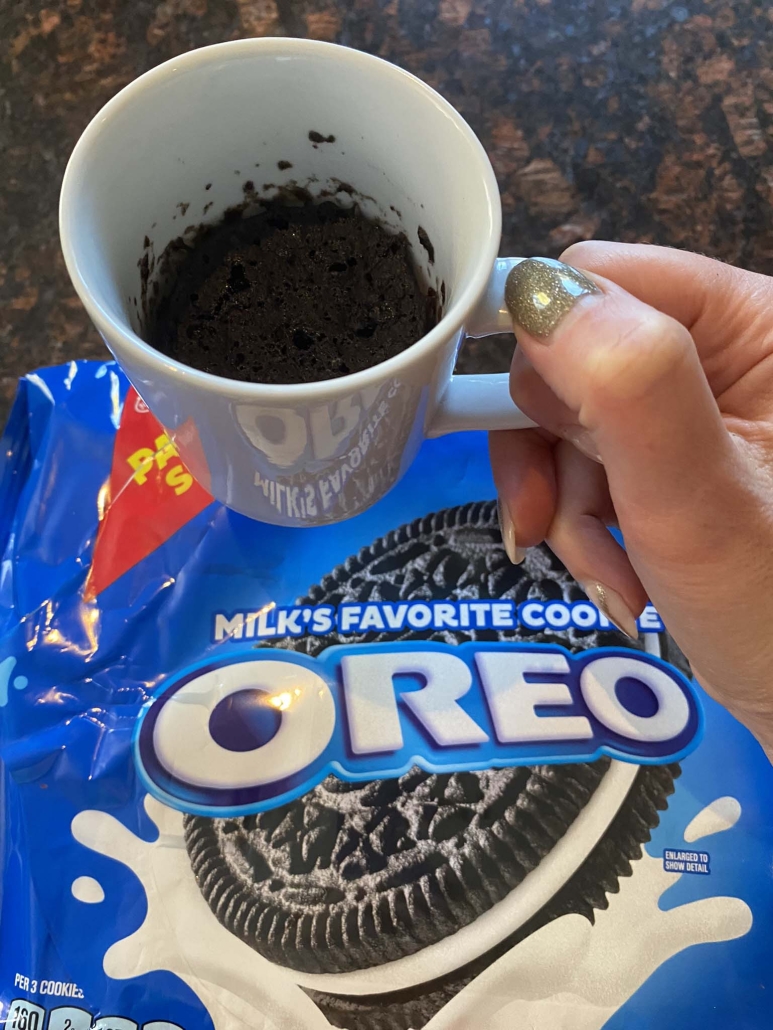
[1, 361, 771, 1030]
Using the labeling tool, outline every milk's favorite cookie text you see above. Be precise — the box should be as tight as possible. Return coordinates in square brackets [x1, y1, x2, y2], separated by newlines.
[212, 599, 666, 642]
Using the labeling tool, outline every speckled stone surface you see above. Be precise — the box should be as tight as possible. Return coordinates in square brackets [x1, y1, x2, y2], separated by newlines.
[2, 0, 773, 425]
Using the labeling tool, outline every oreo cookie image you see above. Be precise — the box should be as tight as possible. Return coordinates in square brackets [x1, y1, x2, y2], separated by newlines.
[184, 501, 681, 1029]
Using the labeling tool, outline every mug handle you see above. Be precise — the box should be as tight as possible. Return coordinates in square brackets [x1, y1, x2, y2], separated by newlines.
[427, 257, 537, 437]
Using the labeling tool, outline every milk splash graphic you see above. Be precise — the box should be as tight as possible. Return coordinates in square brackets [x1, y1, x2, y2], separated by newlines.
[72, 793, 752, 1030]
[425, 795, 752, 1030]
[71, 798, 330, 1030]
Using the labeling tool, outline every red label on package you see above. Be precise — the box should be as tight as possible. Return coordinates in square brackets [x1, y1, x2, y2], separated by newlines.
[85, 389, 213, 599]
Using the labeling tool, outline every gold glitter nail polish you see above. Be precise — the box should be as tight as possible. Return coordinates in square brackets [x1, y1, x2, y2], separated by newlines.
[505, 258, 600, 338]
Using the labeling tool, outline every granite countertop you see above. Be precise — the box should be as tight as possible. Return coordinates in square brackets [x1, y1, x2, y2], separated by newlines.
[2, 0, 773, 426]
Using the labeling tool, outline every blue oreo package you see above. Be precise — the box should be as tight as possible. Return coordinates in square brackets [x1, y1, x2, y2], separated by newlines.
[1, 361, 771, 1030]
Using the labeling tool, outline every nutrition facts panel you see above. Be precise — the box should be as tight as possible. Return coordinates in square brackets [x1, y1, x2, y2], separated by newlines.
[7, 1001, 182, 1030]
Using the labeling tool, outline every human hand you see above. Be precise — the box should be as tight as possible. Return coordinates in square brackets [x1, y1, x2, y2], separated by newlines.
[489, 244, 773, 759]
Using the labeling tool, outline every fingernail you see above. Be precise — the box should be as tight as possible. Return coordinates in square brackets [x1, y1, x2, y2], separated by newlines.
[505, 257, 600, 338]
[583, 582, 639, 640]
[563, 427, 603, 464]
[497, 497, 526, 564]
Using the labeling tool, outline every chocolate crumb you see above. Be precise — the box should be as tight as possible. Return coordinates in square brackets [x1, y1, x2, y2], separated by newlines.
[418, 226, 435, 263]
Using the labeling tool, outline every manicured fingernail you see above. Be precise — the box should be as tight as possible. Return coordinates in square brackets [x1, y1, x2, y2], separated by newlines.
[583, 582, 638, 640]
[497, 497, 526, 564]
[505, 257, 600, 338]
[563, 427, 603, 464]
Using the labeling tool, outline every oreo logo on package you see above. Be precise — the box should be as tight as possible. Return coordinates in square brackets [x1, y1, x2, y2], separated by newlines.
[135, 640, 700, 815]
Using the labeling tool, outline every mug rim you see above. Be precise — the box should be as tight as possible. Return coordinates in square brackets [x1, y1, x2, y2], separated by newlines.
[59, 37, 503, 403]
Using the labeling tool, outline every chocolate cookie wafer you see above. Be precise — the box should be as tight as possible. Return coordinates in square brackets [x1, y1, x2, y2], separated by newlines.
[310, 760, 679, 1030]
[184, 501, 681, 1029]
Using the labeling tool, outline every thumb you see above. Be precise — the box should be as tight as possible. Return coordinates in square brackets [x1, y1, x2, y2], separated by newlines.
[504, 257, 742, 569]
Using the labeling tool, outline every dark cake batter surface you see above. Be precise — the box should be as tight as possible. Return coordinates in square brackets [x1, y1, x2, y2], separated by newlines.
[149, 199, 436, 384]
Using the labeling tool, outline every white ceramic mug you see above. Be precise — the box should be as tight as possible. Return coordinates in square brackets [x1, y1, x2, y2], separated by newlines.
[60, 38, 536, 526]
